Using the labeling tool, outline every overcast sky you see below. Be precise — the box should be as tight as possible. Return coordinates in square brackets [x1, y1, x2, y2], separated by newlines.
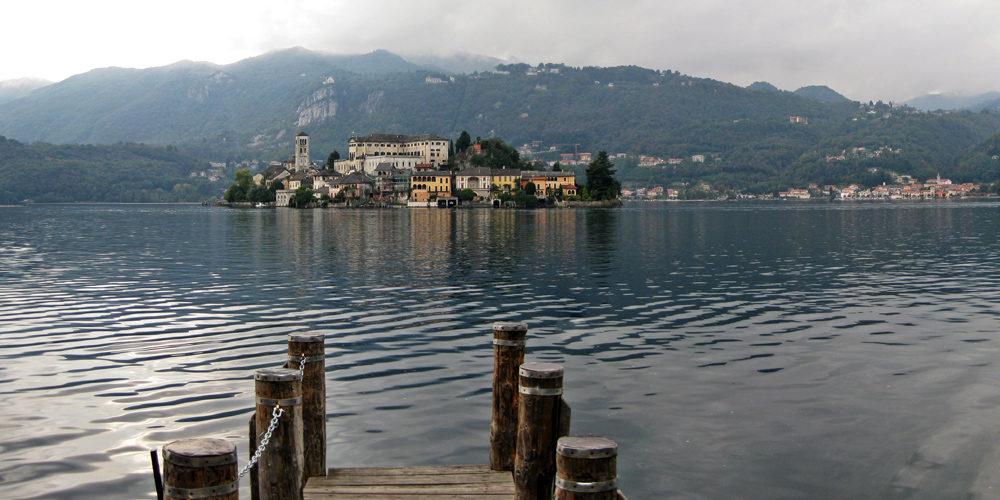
[4, 0, 999, 102]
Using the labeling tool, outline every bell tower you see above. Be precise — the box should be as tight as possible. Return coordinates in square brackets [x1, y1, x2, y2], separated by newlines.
[295, 131, 310, 172]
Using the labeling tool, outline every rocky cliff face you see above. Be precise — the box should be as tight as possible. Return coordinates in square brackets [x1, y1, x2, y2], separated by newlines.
[187, 71, 232, 103]
[297, 86, 338, 126]
[360, 91, 383, 114]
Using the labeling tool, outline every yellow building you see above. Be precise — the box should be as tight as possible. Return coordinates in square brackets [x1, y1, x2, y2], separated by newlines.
[411, 171, 453, 200]
[492, 169, 521, 193]
[521, 171, 577, 196]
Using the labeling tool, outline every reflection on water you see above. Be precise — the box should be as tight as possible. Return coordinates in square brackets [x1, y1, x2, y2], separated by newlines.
[3, 201, 1000, 499]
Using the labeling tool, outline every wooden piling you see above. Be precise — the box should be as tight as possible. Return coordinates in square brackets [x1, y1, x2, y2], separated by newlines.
[514, 362, 564, 500]
[490, 321, 527, 472]
[162, 438, 238, 500]
[255, 368, 304, 500]
[288, 333, 326, 479]
[248, 416, 259, 500]
[555, 436, 619, 500]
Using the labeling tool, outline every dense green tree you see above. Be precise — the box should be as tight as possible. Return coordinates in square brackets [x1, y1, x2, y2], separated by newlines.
[458, 188, 476, 201]
[524, 181, 537, 196]
[289, 186, 314, 208]
[468, 137, 527, 170]
[224, 168, 256, 202]
[325, 151, 340, 167]
[455, 131, 472, 153]
[583, 151, 621, 200]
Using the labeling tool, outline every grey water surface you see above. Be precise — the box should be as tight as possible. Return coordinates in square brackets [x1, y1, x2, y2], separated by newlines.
[3, 201, 1000, 500]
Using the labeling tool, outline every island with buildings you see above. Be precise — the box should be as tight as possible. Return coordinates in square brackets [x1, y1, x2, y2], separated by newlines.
[236, 131, 584, 208]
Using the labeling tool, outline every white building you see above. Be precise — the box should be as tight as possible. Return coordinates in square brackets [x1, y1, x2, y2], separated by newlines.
[345, 133, 450, 172]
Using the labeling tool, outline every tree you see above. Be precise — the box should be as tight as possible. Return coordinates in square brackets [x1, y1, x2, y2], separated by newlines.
[552, 162, 562, 172]
[325, 151, 340, 167]
[524, 181, 537, 196]
[583, 151, 621, 201]
[455, 131, 471, 154]
[458, 188, 476, 201]
[234, 168, 253, 190]
[467, 137, 527, 170]
[224, 168, 255, 202]
[289, 186, 314, 208]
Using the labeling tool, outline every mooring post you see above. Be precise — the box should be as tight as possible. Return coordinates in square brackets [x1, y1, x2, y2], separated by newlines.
[248, 416, 259, 500]
[162, 438, 238, 500]
[255, 368, 304, 500]
[491, 321, 528, 472]
[555, 436, 619, 500]
[287, 333, 326, 479]
[514, 362, 564, 500]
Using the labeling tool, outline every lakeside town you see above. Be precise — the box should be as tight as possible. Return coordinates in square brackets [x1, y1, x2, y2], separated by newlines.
[218, 126, 987, 209]
[625, 173, 981, 201]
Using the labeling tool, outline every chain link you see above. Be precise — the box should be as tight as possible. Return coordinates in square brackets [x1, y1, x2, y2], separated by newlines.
[237, 404, 284, 479]
[233, 356, 304, 481]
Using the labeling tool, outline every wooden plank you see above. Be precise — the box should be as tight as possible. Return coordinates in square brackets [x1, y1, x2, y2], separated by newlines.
[315, 474, 511, 485]
[304, 495, 513, 500]
[307, 482, 513, 492]
[325, 465, 499, 476]
[304, 465, 515, 500]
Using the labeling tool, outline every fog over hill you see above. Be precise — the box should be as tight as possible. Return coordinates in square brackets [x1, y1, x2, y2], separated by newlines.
[0, 77, 52, 105]
[905, 91, 1000, 111]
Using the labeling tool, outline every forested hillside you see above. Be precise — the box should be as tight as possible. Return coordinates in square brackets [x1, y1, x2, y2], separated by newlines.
[3, 48, 1000, 195]
[0, 137, 219, 204]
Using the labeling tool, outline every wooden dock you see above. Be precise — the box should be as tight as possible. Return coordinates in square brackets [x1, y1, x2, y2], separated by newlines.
[158, 323, 626, 500]
[303, 465, 515, 499]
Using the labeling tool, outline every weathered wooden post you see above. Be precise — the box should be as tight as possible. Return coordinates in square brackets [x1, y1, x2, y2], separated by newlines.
[255, 368, 304, 500]
[491, 321, 527, 471]
[514, 362, 564, 500]
[287, 333, 326, 479]
[555, 436, 619, 500]
[248, 417, 259, 500]
[162, 438, 238, 500]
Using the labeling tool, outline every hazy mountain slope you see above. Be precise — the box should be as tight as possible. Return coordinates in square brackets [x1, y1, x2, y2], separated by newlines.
[747, 81, 781, 92]
[5, 47, 1000, 193]
[793, 85, 849, 103]
[0, 50, 861, 162]
[906, 92, 1000, 111]
[403, 53, 505, 74]
[0, 77, 51, 105]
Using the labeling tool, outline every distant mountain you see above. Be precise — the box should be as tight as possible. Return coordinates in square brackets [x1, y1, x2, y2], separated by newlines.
[0, 77, 52, 105]
[402, 53, 505, 74]
[906, 91, 1000, 111]
[7, 47, 1000, 194]
[0, 48, 860, 160]
[793, 85, 849, 103]
[747, 81, 781, 92]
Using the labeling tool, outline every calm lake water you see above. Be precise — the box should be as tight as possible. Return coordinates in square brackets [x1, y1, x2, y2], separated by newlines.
[4, 201, 1000, 499]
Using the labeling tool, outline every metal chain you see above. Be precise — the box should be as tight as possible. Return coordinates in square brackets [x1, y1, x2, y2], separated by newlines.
[237, 404, 284, 479]
[232, 355, 303, 480]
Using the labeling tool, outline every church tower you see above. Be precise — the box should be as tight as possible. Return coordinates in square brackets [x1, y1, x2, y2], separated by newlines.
[295, 131, 310, 172]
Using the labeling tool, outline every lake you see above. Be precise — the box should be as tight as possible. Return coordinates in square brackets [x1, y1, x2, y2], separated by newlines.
[3, 201, 1000, 499]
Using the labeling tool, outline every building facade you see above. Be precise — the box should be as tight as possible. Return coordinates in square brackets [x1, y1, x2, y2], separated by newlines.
[295, 132, 310, 172]
[345, 133, 450, 172]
